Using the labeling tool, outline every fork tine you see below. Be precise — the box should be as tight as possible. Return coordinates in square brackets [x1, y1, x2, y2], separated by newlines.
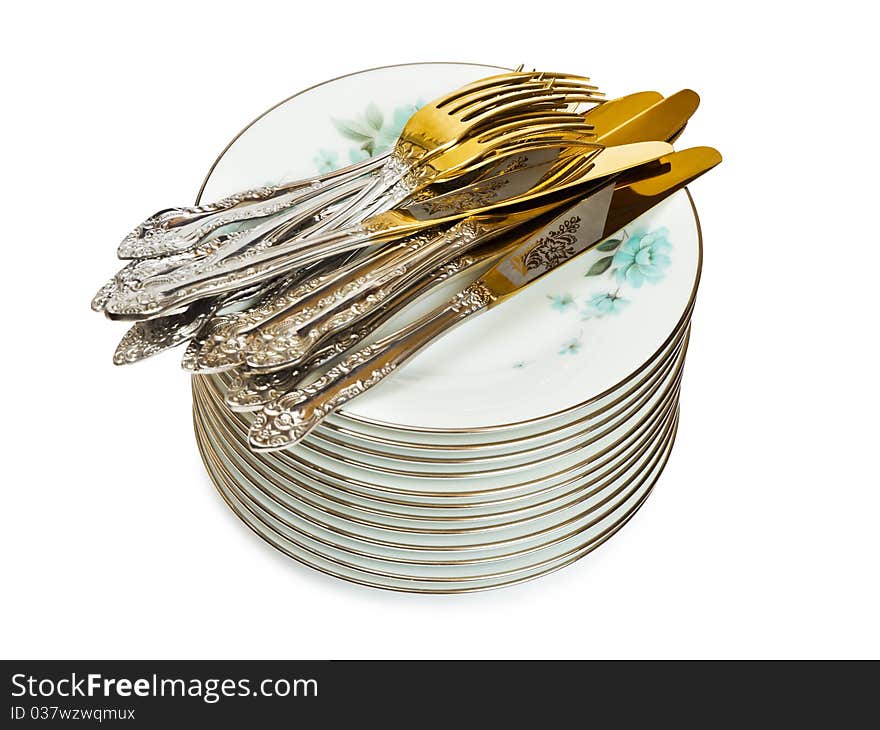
[431, 72, 546, 109]
[483, 135, 601, 160]
[533, 152, 602, 192]
[456, 89, 603, 122]
[445, 78, 601, 116]
[463, 92, 604, 127]
[434, 72, 596, 111]
[475, 117, 595, 142]
[433, 131, 601, 182]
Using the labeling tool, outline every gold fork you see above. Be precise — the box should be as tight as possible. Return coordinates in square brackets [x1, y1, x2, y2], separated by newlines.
[177, 92, 670, 375]
[302, 72, 603, 234]
[104, 139, 670, 321]
[233, 91, 700, 374]
[116, 71, 603, 260]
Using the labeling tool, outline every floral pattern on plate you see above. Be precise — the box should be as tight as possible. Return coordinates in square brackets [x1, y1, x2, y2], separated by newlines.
[533, 226, 672, 366]
[313, 101, 422, 172]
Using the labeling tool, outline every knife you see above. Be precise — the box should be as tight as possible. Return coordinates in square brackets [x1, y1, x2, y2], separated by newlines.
[246, 145, 722, 451]
[103, 140, 673, 321]
[235, 90, 702, 374]
[189, 93, 688, 373]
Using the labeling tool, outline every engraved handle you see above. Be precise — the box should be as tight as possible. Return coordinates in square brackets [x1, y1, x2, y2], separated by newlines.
[242, 235, 427, 350]
[119, 141, 673, 319]
[242, 220, 495, 371]
[113, 298, 219, 365]
[191, 259, 358, 372]
[104, 222, 379, 320]
[117, 153, 388, 259]
[247, 282, 496, 451]
[225, 251, 490, 409]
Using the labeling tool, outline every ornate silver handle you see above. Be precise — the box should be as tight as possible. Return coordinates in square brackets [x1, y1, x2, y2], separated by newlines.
[247, 281, 497, 451]
[240, 217, 500, 371]
[129, 172, 375, 288]
[113, 299, 220, 365]
[116, 153, 388, 259]
[112, 274, 293, 366]
[103, 221, 380, 320]
[96, 179, 372, 314]
[190, 255, 369, 372]
[105, 146, 576, 319]
[223, 251, 490, 409]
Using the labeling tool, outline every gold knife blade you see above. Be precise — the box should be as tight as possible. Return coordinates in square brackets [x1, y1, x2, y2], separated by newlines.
[248, 145, 721, 450]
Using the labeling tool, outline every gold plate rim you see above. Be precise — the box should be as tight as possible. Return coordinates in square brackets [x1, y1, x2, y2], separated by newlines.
[195, 407, 678, 593]
[196, 333, 686, 480]
[205, 308, 691, 455]
[194, 372, 680, 529]
[195, 394, 677, 551]
[194, 338, 685, 490]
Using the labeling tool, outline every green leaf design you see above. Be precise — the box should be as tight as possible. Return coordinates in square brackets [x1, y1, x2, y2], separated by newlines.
[586, 256, 613, 276]
[331, 118, 375, 143]
[596, 238, 622, 252]
[364, 103, 383, 131]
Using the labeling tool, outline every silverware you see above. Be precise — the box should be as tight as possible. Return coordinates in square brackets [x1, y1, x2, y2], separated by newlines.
[116, 71, 601, 261]
[112, 278, 294, 365]
[247, 145, 722, 450]
[95, 90, 662, 323]
[237, 91, 701, 373]
[94, 175, 381, 314]
[99, 71, 607, 338]
[115, 153, 389, 260]
[223, 250, 496, 409]
[102, 90, 695, 368]
[100, 135, 592, 323]
[102, 141, 672, 321]
[151, 148, 571, 366]
[113, 299, 220, 365]
[173, 92, 673, 370]
[102, 75, 602, 311]
[131, 131, 596, 290]
[93, 225, 265, 314]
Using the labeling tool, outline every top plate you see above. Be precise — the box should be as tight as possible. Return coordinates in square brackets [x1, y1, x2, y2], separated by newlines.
[198, 63, 701, 431]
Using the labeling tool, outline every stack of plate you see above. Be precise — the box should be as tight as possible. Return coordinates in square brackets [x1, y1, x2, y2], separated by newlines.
[190, 63, 703, 592]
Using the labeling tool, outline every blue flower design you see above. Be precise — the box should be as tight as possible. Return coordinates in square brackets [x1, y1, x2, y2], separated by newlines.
[581, 292, 629, 319]
[313, 149, 339, 173]
[348, 148, 370, 164]
[558, 337, 582, 355]
[548, 293, 576, 313]
[377, 103, 421, 151]
[611, 227, 672, 287]
[330, 101, 423, 166]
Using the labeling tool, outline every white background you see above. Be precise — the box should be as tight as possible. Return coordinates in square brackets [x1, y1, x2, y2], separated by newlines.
[2, 1, 877, 659]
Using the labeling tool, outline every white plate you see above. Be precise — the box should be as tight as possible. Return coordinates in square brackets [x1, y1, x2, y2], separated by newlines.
[195, 344, 681, 497]
[211, 409, 675, 558]
[198, 408, 678, 592]
[200, 337, 684, 477]
[198, 63, 701, 432]
[196, 381, 678, 531]
[204, 311, 688, 455]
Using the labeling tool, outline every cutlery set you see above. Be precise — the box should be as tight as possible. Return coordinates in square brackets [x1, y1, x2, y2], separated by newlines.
[93, 63, 719, 591]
